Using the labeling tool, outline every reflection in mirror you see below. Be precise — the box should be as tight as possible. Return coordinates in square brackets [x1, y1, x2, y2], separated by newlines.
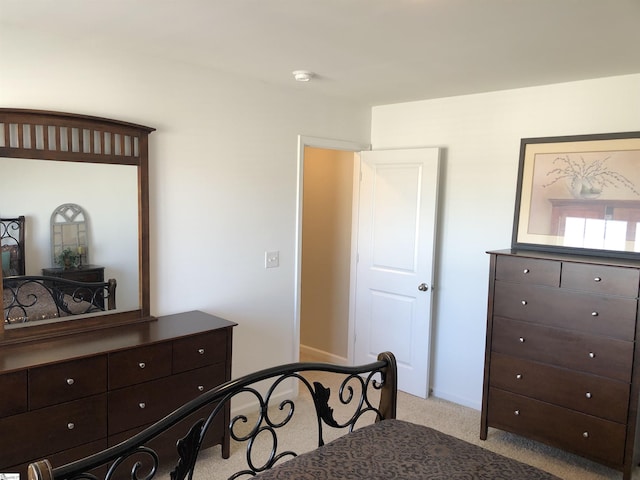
[1, 216, 25, 276]
[0, 157, 139, 328]
[0, 108, 154, 344]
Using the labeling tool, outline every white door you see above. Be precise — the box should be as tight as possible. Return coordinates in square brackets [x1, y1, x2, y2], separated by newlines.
[353, 148, 440, 398]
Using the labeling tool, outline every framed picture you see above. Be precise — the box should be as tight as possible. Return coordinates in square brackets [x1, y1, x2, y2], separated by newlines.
[512, 131, 640, 259]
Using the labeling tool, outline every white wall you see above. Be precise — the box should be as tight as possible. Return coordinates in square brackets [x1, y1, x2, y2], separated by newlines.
[4, 23, 639, 411]
[371, 74, 640, 408]
[0, 25, 371, 379]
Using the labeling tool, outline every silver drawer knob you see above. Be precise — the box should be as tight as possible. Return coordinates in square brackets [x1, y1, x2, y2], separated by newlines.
[591, 311, 598, 317]
[67, 422, 75, 430]
[594, 277, 602, 282]
[583, 431, 589, 438]
[585, 392, 592, 399]
[514, 410, 520, 416]
[198, 348, 205, 355]
[198, 385, 204, 392]
[521, 300, 527, 306]
[139, 402, 146, 409]
[66, 378, 75, 385]
[523, 269, 530, 274]
[519, 337, 525, 343]
[589, 352, 596, 359]
[139, 362, 146, 369]
[516, 374, 522, 380]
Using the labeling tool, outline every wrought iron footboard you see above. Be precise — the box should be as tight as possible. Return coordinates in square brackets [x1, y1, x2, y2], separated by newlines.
[28, 351, 397, 480]
[3, 275, 117, 324]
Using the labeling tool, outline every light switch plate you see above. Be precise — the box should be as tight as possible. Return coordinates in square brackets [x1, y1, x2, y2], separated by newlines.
[265, 251, 279, 268]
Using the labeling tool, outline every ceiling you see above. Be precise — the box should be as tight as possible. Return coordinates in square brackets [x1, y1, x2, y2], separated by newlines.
[2, 0, 640, 106]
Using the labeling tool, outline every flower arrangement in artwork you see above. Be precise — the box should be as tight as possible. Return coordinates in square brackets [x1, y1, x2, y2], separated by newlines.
[542, 154, 640, 199]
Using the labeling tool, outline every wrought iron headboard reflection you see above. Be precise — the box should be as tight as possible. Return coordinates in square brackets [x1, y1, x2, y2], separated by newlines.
[1, 216, 26, 276]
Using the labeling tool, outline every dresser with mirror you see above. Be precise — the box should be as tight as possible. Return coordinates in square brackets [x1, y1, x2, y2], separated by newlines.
[0, 109, 235, 477]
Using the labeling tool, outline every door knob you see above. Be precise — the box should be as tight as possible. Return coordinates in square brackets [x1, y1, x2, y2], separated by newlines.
[418, 283, 429, 292]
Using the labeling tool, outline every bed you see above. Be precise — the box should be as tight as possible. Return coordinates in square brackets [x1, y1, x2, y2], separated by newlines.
[27, 351, 560, 480]
[1, 216, 117, 324]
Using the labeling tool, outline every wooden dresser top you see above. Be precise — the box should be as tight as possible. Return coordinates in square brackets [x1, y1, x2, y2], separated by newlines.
[0, 310, 237, 374]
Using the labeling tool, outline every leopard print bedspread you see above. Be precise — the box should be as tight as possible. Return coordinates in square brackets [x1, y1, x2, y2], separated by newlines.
[253, 419, 560, 479]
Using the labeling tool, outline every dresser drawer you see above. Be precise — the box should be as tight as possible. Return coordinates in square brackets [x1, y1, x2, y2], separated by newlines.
[561, 262, 640, 297]
[108, 405, 225, 474]
[0, 370, 27, 418]
[493, 281, 637, 340]
[108, 364, 225, 434]
[67, 270, 102, 282]
[173, 330, 228, 373]
[0, 394, 107, 467]
[495, 255, 560, 286]
[487, 388, 625, 466]
[109, 342, 172, 390]
[492, 316, 633, 382]
[173, 363, 227, 403]
[489, 352, 629, 423]
[7, 439, 108, 480]
[30, 355, 108, 410]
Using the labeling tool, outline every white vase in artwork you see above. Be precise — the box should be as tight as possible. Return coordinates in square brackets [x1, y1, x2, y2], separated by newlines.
[567, 176, 601, 199]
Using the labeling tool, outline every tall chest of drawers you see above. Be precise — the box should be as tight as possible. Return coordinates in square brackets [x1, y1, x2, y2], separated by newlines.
[0, 310, 236, 479]
[481, 250, 640, 480]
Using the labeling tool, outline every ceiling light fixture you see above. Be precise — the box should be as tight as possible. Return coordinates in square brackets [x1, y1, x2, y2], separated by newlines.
[292, 70, 314, 82]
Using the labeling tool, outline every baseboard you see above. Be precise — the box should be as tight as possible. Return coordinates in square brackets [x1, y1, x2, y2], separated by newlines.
[430, 388, 481, 411]
[299, 344, 348, 365]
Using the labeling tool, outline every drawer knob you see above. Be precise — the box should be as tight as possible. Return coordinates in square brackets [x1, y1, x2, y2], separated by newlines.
[589, 352, 596, 359]
[198, 385, 204, 392]
[139, 402, 146, 409]
[585, 392, 592, 399]
[198, 348, 205, 355]
[594, 277, 602, 282]
[583, 431, 589, 438]
[519, 337, 525, 343]
[67, 422, 75, 430]
[523, 268, 530, 274]
[514, 410, 520, 416]
[516, 374, 522, 380]
[66, 378, 75, 385]
[139, 362, 146, 369]
[521, 300, 527, 306]
[591, 311, 598, 317]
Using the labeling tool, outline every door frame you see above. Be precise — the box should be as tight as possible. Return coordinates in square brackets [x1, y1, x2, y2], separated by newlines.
[294, 135, 370, 365]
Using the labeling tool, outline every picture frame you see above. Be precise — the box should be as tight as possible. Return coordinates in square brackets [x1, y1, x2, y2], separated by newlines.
[512, 131, 640, 259]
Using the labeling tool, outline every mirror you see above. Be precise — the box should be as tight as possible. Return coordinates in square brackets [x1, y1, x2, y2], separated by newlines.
[0, 108, 154, 344]
[2, 159, 139, 313]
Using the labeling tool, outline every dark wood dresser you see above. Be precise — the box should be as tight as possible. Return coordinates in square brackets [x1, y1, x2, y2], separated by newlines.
[480, 249, 640, 479]
[0, 310, 236, 478]
[42, 265, 105, 283]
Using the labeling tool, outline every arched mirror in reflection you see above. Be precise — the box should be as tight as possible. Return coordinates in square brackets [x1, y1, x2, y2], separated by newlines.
[51, 203, 89, 267]
[0, 108, 155, 345]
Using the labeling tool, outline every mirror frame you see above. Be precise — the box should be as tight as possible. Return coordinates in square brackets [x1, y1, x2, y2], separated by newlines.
[0, 108, 155, 345]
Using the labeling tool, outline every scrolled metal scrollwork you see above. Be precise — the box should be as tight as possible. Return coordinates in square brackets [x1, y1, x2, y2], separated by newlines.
[3, 275, 114, 324]
[62, 446, 159, 480]
[33, 353, 396, 480]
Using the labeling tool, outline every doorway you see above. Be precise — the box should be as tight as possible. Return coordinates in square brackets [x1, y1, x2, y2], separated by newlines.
[295, 136, 368, 365]
[299, 147, 355, 363]
[295, 138, 441, 398]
